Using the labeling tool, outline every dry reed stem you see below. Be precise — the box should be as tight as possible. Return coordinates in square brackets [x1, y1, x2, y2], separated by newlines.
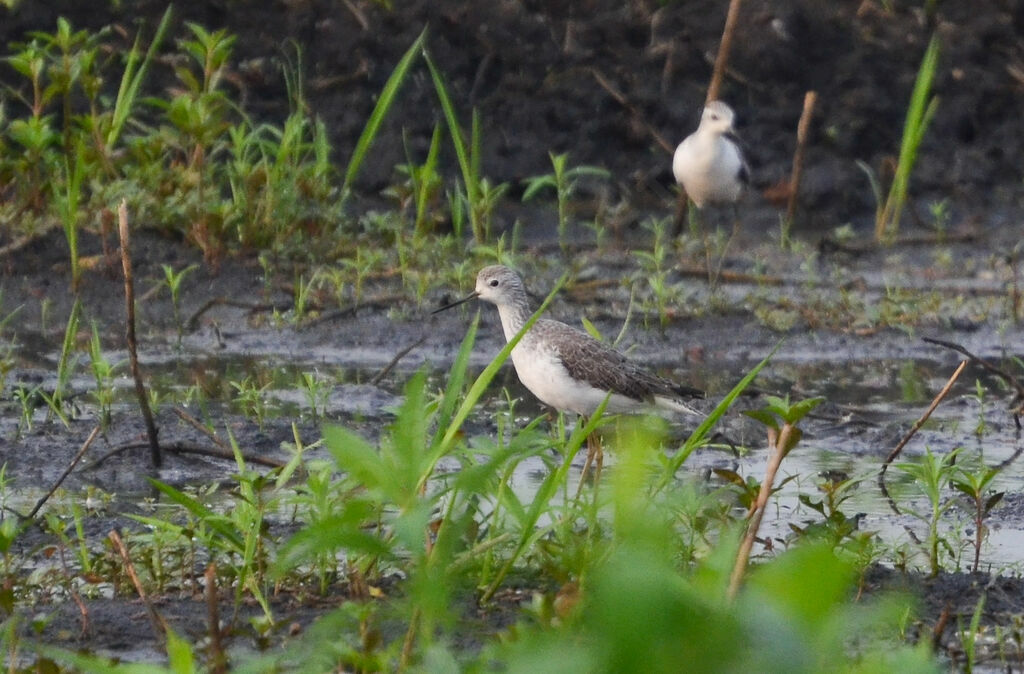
[206, 563, 228, 673]
[727, 423, 796, 600]
[119, 200, 162, 467]
[109, 529, 168, 643]
[786, 91, 818, 226]
[706, 0, 745, 103]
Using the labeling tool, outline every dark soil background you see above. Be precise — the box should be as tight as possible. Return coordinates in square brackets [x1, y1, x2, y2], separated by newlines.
[1, 0, 1023, 667]
[3, 0, 1023, 227]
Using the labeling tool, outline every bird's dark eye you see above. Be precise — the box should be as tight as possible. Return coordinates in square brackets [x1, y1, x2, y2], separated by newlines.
[489, 279, 499, 287]
[711, 114, 720, 121]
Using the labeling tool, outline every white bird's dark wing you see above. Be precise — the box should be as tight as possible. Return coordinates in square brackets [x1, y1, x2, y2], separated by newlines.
[723, 130, 751, 186]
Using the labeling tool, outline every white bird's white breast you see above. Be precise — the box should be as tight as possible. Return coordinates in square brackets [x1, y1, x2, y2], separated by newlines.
[673, 133, 744, 208]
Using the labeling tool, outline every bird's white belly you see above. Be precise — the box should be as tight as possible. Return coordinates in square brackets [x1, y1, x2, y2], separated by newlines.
[511, 344, 639, 417]
[673, 138, 743, 207]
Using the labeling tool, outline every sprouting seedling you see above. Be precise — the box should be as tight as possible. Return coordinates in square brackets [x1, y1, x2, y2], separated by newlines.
[729, 394, 823, 598]
[972, 378, 988, 437]
[299, 370, 330, 422]
[160, 263, 198, 344]
[87, 320, 118, 430]
[54, 139, 86, 293]
[895, 446, 961, 577]
[632, 217, 675, 331]
[950, 460, 1003, 574]
[522, 152, 610, 254]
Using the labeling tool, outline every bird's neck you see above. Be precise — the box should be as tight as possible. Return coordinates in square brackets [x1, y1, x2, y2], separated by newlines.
[496, 298, 532, 343]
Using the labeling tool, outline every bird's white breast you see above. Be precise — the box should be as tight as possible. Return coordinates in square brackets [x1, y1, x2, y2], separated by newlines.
[510, 340, 645, 417]
[673, 133, 744, 208]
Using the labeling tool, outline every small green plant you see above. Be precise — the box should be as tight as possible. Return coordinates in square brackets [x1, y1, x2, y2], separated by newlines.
[895, 446, 961, 576]
[231, 375, 271, 429]
[158, 263, 197, 343]
[632, 217, 676, 331]
[298, 370, 330, 421]
[51, 299, 81, 421]
[87, 321, 117, 429]
[732, 394, 824, 596]
[425, 51, 508, 244]
[972, 379, 988, 436]
[54, 140, 86, 292]
[950, 458, 1003, 573]
[522, 152, 610, 254]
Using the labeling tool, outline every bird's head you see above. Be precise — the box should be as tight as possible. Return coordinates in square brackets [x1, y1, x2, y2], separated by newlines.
[433, 265, 525, 313]
[474, 265, 525, 306]
[700, 100, 736, 134]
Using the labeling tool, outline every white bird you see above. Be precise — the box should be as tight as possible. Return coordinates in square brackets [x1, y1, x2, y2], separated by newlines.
[435, 265, 702, 482]
[673, 100, 750, 209]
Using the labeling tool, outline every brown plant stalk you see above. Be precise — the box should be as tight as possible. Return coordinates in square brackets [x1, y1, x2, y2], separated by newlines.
[119, 200, 162, 467]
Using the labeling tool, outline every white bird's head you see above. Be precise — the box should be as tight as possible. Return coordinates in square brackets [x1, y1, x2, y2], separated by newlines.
[474, 265, 525, 306]
[699, 100, 736, 135]
[433, 265, 526, 314]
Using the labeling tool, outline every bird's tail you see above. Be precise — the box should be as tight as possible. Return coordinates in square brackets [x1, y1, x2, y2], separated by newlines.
[653, 395, 702, 417]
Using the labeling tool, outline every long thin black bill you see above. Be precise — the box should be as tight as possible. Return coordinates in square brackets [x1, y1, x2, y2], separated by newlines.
[432, 292, 479, 314]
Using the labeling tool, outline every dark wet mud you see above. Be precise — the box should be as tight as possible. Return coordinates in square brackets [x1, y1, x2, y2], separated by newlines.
[0, 0, 1023, 667]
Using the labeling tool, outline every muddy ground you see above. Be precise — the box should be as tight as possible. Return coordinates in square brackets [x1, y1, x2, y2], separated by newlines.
[1, 0, 1024, 667]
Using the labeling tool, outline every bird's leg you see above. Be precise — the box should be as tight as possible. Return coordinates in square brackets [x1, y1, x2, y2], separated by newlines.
[671, 190, 689, 239]
[576, 420, 604, 498]
[709, 204, 742, 290]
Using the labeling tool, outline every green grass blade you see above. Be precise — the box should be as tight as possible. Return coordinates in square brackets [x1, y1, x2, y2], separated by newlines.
[424, 48, 478, 232]
[147, 478, 246, 552]
[341, 28, 426, 201]
[878, 33, 940, 241]
[107, 5, 172, 148]
[654, 342, 781, 493]
[430, 311, 479, 448]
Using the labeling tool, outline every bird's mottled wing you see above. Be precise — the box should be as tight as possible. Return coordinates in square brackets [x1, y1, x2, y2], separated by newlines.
[542, 321, 691, 402]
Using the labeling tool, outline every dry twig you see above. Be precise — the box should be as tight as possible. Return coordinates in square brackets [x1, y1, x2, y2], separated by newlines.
[119, 201, 162, 467]
[922, 336, 1024, 421]
[82, 441, 286, 471]
[27, 425, 101, 519]
[706, 0, 745, 103]
[109, 529, 168, 644]
[785, 91, 818, 227]
[878, 359, 968, 512]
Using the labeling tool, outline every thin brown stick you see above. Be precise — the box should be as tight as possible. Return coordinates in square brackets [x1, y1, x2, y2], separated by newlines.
[878, 360, 968, 512]
[27, 425, 102, 519]
[931, 604, 952, 650]
[109, 529, 167, 644]
[785, 91, 818, 227]
[119, 201, 161, 468]
[590, 68, 674, 155]
[82, 441, 286, 471]
[922, 337, 1024, 416]
[206, 563, 227, 673]
[185, 297, 292, 332]
[369, 336, 427, 385]
[299, 294, 407, 330]
[706, 0, 745, 103]
[727, 423, 795, 600]
[72, 590, 91, 637]
[173, 406, 231, 451]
